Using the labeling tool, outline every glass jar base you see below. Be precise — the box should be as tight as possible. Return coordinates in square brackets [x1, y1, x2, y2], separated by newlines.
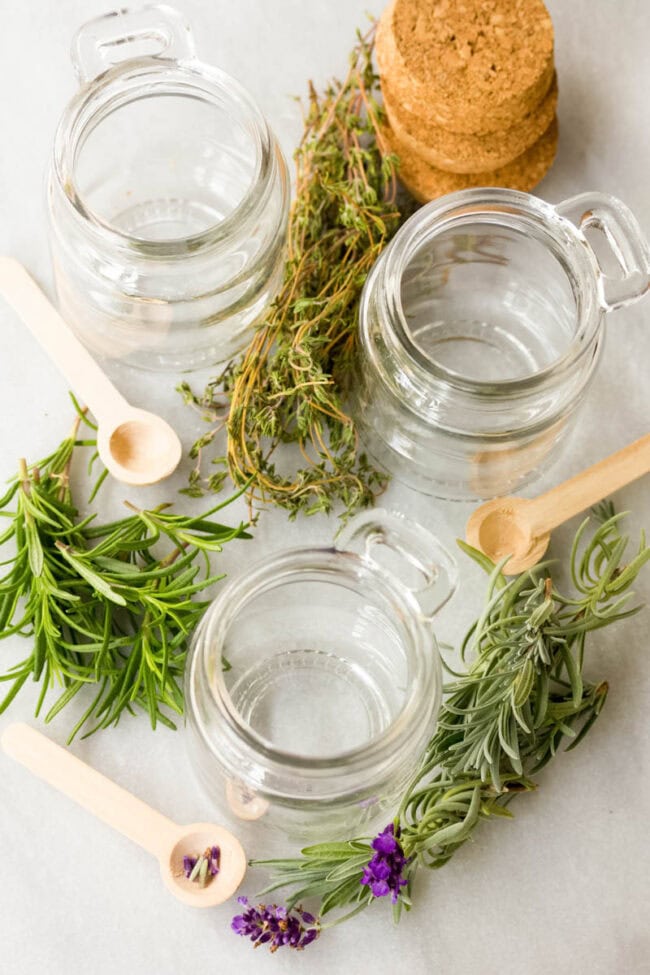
[411, 316, 551, 382]
[111, 197, 228, 241]
[229, 648, 390, 758]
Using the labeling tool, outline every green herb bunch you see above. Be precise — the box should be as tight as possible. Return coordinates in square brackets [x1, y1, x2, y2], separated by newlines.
[180, 28, 401, 518]
[248, 507, 649, 932]
[0, 416, 249, 740]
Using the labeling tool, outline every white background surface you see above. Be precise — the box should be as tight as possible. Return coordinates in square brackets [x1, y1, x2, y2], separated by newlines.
[1, 1, 649, 973]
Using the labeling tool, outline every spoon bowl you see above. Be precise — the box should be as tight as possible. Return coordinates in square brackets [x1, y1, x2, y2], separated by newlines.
[164, 823, 248, 908]
[98, 408, 183, 486]
[466, 497, 550, 574]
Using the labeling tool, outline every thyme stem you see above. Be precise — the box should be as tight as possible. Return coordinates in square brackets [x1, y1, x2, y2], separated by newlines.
[180, 27, 402, 518]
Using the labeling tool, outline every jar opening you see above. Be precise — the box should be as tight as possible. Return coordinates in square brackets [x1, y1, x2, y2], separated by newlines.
[218, 576, 413, 760]
[197, 551, 436, 775]
[54, 61, 269, 252]
[383, 191, 601, 394]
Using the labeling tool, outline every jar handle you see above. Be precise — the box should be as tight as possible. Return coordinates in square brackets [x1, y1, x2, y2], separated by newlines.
[71, 4, 196, 84]
[556, 192, 650, 311]
[335, 509, 457, 622]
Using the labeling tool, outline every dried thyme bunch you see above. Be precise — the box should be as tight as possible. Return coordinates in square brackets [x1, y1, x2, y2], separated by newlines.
[180, 28, 401, 518]
[0, 416, 249, 739]
[237, 507, 649, 948]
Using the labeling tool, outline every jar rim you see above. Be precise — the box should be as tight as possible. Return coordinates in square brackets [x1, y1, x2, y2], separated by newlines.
[370, 188, 603, 399]
[187, 547, 440, 793]
[51, 56, 274, 256]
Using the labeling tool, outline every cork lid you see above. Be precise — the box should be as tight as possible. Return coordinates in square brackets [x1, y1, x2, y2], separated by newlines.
[383, 116, 559, 203]
[380, 0, 555, 134]
[382, 72, 558, 174]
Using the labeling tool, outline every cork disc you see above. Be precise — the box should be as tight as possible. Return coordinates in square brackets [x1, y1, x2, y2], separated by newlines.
[376, 0, 555, 136]
[384, 116, 559, 203]
[382, 72, 558, 174]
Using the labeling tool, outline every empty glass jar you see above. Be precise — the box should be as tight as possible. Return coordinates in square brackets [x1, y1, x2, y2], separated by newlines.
[185, 510, 456, 840]
[351, 189, 650, 499]
[47, 6, 289, 371]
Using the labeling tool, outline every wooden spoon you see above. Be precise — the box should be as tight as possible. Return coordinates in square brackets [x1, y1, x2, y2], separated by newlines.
[0, 257, 182, 486]
[466, 433, 650, 574]
[1, 723, 246, 908]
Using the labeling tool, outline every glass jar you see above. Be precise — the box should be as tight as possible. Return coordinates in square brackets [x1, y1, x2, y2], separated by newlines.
[47, 5, 289, 372]
[185, 510, 456, 841]
[351, 189, 650, 500]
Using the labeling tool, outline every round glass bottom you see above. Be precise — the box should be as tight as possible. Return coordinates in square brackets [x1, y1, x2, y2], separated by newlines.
[229, 648, 390, 758]
[411, 316, 549, 381]
[111, 197, 226, 241]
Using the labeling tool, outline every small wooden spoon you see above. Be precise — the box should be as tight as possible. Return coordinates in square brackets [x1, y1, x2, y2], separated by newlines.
[466, 433, 650, 574]
[0, 257, 182, 486]
[1, 723, 246, 908]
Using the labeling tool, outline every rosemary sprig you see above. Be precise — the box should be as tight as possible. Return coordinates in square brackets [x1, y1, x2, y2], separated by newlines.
[248, 508, 649, 933]
[180, 28, 401, 518]
[0, 418, 250, 739]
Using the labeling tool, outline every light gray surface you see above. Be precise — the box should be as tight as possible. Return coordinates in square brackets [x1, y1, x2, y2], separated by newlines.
[0, 1, 649, 973]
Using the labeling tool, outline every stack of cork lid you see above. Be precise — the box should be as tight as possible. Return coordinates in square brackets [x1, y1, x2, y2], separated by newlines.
[376, 0, 558, 202]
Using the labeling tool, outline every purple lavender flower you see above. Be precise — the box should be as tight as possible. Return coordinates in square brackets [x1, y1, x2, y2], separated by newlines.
[184, 846, 220, 886]
[361, 823, 409, 904]
[372, 824, 399, 855]
[206, 846, 221, 876]
[231, 897, 320, 952]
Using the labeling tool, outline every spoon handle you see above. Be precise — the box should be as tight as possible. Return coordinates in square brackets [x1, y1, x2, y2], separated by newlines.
[2, 723, 179, 860]
[0, 257, 129, 424]
[527, 433, 650, 535]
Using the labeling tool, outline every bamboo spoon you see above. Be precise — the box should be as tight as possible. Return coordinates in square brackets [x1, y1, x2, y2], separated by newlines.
[466, 433, 650, 574]
[0, 257, 182, 486]
[1, 723, 246, 908]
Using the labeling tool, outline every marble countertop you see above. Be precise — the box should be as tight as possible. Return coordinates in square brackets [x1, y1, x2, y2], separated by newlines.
[0, 1, 648, 972]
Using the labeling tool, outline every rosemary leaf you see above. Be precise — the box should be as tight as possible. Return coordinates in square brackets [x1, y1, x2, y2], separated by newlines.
[0, 418, 250, 739]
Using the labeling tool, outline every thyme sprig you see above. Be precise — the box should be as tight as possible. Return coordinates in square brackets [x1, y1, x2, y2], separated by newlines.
[181, 28, 401, 518]
[0, 418, 250, 739]
[249, 508, 649, 931]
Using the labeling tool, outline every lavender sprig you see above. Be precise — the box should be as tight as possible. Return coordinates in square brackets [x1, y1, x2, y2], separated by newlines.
[249, 508, 650, 939]
[232, 898, 319, 952]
